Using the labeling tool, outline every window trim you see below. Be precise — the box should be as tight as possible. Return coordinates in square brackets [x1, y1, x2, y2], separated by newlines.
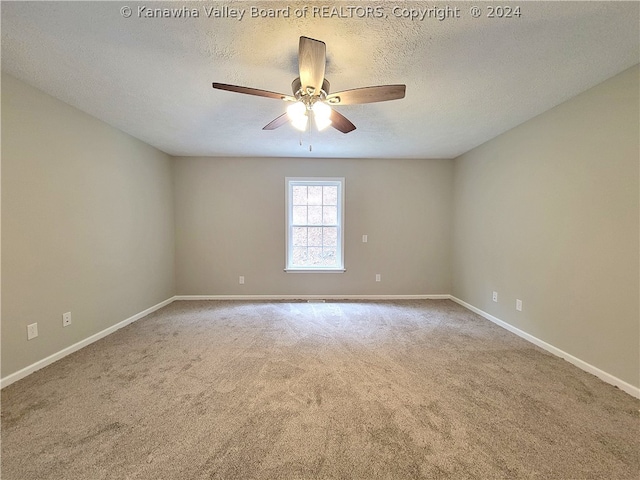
[284, 177, 345, 273]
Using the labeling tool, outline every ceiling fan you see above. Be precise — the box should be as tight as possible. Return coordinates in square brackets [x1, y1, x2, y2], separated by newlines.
[212, 36, 406, 134]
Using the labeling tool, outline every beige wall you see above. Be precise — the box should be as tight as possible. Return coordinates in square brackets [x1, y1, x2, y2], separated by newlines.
[3, 65, 637, 390]
[452, 65, 640, 387]
[173, 156, 453, 296]
[1, 74, 176, 378]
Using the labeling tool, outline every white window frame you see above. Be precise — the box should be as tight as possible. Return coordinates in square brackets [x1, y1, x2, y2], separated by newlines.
[285, 177, 345, 273]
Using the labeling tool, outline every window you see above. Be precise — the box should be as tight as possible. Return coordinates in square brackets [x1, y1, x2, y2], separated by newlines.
[285, 177, 345, 272]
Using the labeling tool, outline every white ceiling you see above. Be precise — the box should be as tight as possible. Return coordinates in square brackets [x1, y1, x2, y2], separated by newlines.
[2, 1, 638, 159]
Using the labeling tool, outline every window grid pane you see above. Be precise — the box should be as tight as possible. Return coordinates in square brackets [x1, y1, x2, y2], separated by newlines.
[323, 186, 337, 205]
[290, 223, 340, 265]
[292, 227, 307, 247]
[292, 186, 307, 205]
[288, 179, 343, 269]
[308, 206, 322, 225]
[307, 186, 323, 205]
[323, 206, 337, 225]
[292, 206, 307, 224]
[323, 227, 337, 246]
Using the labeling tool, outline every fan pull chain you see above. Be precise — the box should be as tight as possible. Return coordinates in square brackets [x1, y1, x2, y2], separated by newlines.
[295, 114, 315, 152]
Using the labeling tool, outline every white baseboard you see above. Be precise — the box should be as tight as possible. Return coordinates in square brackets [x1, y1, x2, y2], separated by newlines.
[0, 294, 446, 388]
[174, 294, 451, 301]
[4, 294, 637, 400]
[449, 295, 640, 399]
[0, 296, 176, 389]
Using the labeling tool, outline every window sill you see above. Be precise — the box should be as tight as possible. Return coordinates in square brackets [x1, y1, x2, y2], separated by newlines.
[284, 268, 346, 273]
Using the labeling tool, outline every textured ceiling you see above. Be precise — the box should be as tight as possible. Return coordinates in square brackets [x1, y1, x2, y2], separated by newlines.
[2, 1, 638, 159]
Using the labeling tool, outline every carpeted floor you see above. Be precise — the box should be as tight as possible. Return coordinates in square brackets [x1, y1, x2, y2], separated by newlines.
[1, 300, 639, 479]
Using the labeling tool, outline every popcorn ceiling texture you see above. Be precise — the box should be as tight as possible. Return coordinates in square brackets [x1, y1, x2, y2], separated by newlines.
[1, 1, 638, 158]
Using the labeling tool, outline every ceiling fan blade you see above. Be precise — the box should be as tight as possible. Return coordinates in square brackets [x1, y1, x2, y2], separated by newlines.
[298, 36, 326, 94]
[262, 113, 289, 130]
[330, 109, 356, 134]
[212, 83, 294, 101]
[326, 85, 406, 105]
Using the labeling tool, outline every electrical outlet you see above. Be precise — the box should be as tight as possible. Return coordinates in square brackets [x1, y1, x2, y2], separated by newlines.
[492, 291, 498, 302]
[362, 235, 368, 243]
[516, 299, 522, 311]
[239, 276, 245, 285]
[27, 323, 38, 340]
[63, 312, 72, 327]
[375, 274, 381, 282]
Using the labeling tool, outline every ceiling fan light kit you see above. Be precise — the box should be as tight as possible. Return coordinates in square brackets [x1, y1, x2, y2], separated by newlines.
[212, 36, 406, 137]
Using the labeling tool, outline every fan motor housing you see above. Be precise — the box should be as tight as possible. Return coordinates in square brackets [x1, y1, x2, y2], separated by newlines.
[292, 77, 330, 100]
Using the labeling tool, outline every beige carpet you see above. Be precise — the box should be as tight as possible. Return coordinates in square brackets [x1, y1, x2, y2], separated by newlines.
[1, 300, 639, 479]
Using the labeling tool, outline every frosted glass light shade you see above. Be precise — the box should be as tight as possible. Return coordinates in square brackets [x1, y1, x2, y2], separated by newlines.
[314, 115, 332, 131]
[312, 101, 332, 131]
[287, 102, 308, 131]
[291, 115, 308, 131]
